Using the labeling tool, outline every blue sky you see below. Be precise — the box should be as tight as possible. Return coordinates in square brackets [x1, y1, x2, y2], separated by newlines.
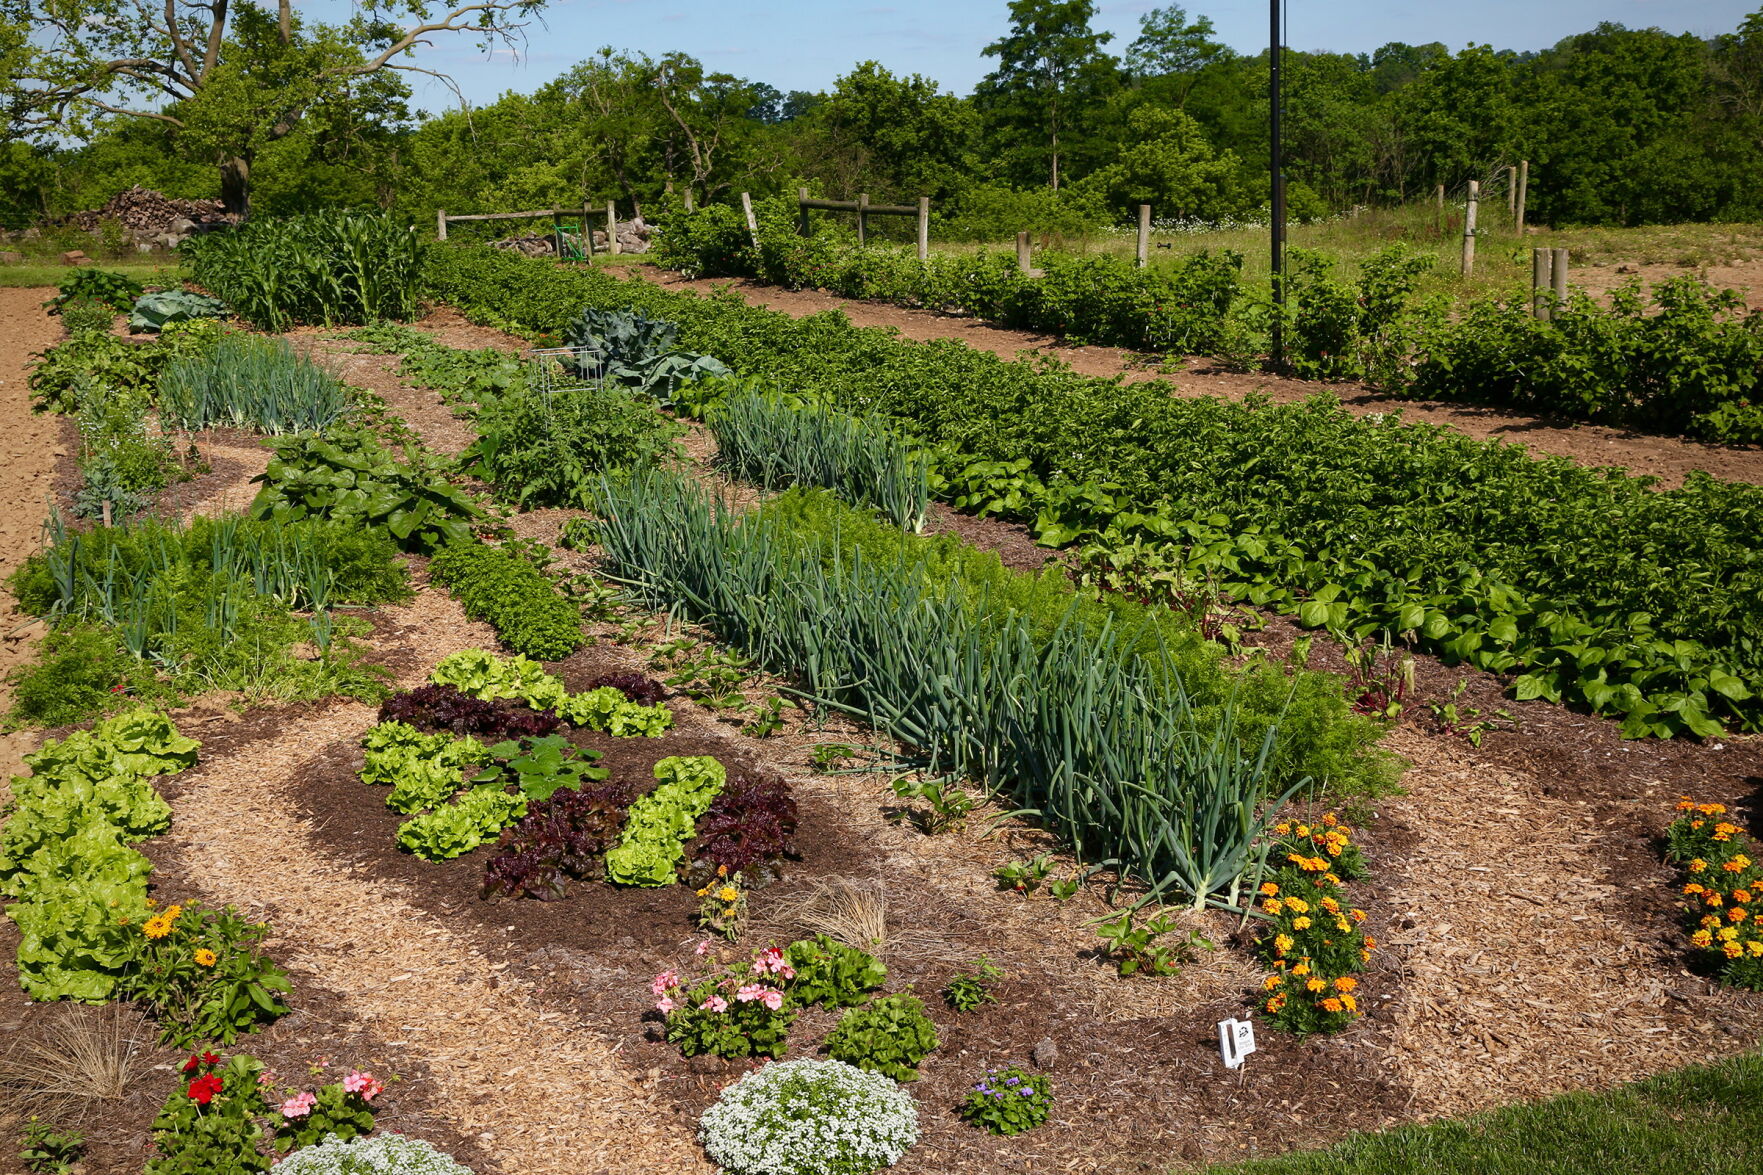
[327, 0, 1760, 113]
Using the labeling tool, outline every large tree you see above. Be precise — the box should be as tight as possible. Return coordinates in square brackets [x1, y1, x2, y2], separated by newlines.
[1, 0, 543, 216]
[974, 0, 1118, 189]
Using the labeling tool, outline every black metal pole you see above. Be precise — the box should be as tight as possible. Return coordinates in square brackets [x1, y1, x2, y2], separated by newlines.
[1269, 0, 1285, 372]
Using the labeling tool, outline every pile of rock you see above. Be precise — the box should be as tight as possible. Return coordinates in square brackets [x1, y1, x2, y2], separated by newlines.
[488, 218, 655, 256]
[65, 186, 237, 248]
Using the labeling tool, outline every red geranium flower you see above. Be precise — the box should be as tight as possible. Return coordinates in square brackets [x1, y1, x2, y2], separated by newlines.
[186, 1074, 224, 1105]
[182, 1055, 202, 1074]
[201, 1052, 220, 1066]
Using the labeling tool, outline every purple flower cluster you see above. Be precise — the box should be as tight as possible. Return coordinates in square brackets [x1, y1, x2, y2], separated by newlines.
[973, 1069, 1037, 1100]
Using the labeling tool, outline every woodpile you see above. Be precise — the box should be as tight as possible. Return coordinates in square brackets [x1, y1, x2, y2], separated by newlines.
[489, 218, 655, 256]
[65, 186, 237, 247]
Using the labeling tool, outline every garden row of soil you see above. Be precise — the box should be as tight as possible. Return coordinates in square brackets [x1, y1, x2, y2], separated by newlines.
[628, 264, 1763, 490]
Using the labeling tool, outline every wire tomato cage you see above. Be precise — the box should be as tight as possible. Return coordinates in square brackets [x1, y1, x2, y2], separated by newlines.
[522, 344, 608, 402]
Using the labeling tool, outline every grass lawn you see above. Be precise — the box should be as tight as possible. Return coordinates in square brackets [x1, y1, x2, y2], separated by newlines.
[0, 259, 183, 289]
[1200, 1051, 1762, 1174]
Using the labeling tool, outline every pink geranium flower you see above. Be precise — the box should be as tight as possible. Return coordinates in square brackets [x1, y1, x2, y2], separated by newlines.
[699, 995, 729, 1013]
[694, 939, 713, 957]
[650, 969, 680, 997]
[735, 983, 765, 1003]
[655, 997, 677, 1015]
[760, 989, 784, 1011]
[279, 1091, 317, 1120]
[343, 1071, 384, 1102]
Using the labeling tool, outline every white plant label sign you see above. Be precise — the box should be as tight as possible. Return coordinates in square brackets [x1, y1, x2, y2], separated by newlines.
[1217, 1017, 1257, 1070]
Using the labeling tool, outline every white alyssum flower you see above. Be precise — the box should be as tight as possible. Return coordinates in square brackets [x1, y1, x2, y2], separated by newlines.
[699, 1058, 919, 1175]
[272, 1133, 475, 1174]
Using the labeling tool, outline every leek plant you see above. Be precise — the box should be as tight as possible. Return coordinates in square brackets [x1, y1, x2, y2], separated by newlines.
[707, 384, 931, 531]
[593, 471, 1299, 910]
[158, 334, 347, 434]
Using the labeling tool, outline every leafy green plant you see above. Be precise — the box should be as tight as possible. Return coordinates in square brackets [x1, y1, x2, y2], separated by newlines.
[396, 785, 527, 862]
[740, 696, 788, 738]
[783, 934, 888, 1008]
[1094, 911, 1214, 978]
[49, 267, 142, 311]
[604, 755, 727, 886]
[249, 426, 482, 553]
[476, 734, 608, 801]
[960, 1065, 1051, 1136]
[1426, 680, 1517, 747]
[271, 1080, 379, 1153]
[19, 1118, 84, 1174]
[129, 289, 227, 333]
[942, 957, 1002, 1012]
[1047, 877, 1081, 901]
[811, 743, 856, 771]
[823, 993, 940, 1081]
[649, 638, 751, 709]
[426, 649, 673, 737]
[359, 721, 490, 813]
[59, 296, 115, 335]
[656, 967, 796, 1061]
[158, 333, 348, 434]
[119, 901, 291, 1047]
[993, 854, 1054, 896]
[462, 381, 681, 510]
[28, 329, 159, 413]
[428, 540, 586, 661]
[887, 775, 975, 834]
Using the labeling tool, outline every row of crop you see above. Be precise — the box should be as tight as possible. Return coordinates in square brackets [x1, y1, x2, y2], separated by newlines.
[653, 198, 1763, 445]
[0, 710, 292, 1050]
[424, 246, 1763, 739]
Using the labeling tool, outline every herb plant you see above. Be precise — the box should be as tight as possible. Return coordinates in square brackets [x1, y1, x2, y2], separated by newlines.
[942, 957, 1002, 1012]
[959, 1066, 1051, 1135]
[783, 934, 887, 1008]
[824, 993, 941, 1081]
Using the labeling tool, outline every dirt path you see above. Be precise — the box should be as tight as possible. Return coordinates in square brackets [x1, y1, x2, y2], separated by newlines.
[629, 266, 1763, 490]
[0, 289, 68, 777]
[161, 589, 710, 1175]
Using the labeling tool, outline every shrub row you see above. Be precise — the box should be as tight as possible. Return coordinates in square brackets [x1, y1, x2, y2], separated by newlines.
[652, 199, 1763, 444]
[428, 540, 587, 661]
[424, 246, 1763, 738]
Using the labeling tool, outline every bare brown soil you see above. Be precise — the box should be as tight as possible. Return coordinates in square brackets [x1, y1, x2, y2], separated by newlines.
[628, 265, 1763, 490]
[0, 289, 68, 778]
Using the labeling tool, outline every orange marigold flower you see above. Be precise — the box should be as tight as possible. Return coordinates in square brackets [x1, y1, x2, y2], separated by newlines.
[1293, 916, 1313, 931]
[1706, 891, 1726, 907]
[1274, 823, 1291, 836]
[1729, 907, 1749, 923]
[1322, 813, 1338, 826]
[1360, 949, 1372, 963]
[1684, 882, 1707, 895]
[1341, 993, 1358, 1013]
[1259, 882, 1280, 897]
[1266, 994, 1287, 1013]
[1677, 797, 1696, 811]
[1296, 825, 1311, 838]
[1718, 926, 1740, 942]
[1306, 978, 1327, 993]
[1691, 929, 1715, 947]
[1688, 859, 1708, 873]
[1264, 975, 1283, 990]
[1274, 934, 1294, 955]
[1292, 961, 1311, 976]
[1735, 890, 1754, 904]
[1320, 897, 1341, 914]
[1703, 914, 1723, 929]
[1724, 941, 1744, 959]
[1334, 976, 1357, 993]
[1263, 899, 1284, 916]
[1320, 997, 1344, 1013]
[1350, 908, 1367, 923]
[1286, 897, 1310, 915]
[1750, 941, 1763, 958]
[1714, 823, 1740, 841]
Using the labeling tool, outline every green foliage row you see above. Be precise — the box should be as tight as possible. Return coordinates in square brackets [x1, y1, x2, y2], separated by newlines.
[654, 196, 1243, 352]
[0, 711, 193, 1001]
[6, 514, 403, 728]
[28, 318, 219, 414]
[592, 470, 1310, 909]
[705, 381, 931, 531]
[428, 648, 673, 736]
[652, 205, 1763, 443]
[67, 372, 192, 523]
[604, 755, 727, 886]
[424, 247, 1763, 738]
[182, 212, 422, 331]
[158, 333, 349, 435]
[822, 992, 940, 1082]
[248, 425, 483, 554]
[427, 540, 587, 661]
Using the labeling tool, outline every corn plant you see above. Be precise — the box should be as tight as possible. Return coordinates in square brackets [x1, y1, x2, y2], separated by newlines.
[158, 334, 347, 434]
[592, 470, 1301, 910]
[707, 383, 931, 531]
[182, 212, 422, 330]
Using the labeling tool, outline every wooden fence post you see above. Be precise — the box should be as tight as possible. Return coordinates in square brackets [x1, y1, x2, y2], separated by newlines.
[798, 187, 811, 237]
[1136, 204, 1151, 268]
[916, 196, 930, 261]
[583, 203, 594, 258]
[1507, 166, 1517, 217]
[1016, 231, 1032, 274]
[607, 201, 620, 255]
[1531, 247, 1552, 320]
[857, 193, 869, 246]
[1551, 246, 1569, 309]
[436, 209, 448, 242]
[740, 191, 759, 248]
[683, 189, 695, 213]
[1515, 160, 1529, 233]
[1461, 180, 1479, 277]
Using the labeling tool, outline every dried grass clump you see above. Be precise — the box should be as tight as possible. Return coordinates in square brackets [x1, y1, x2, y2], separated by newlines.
[0, 1006, 148, 1131]
[764, 876, 966, 965]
